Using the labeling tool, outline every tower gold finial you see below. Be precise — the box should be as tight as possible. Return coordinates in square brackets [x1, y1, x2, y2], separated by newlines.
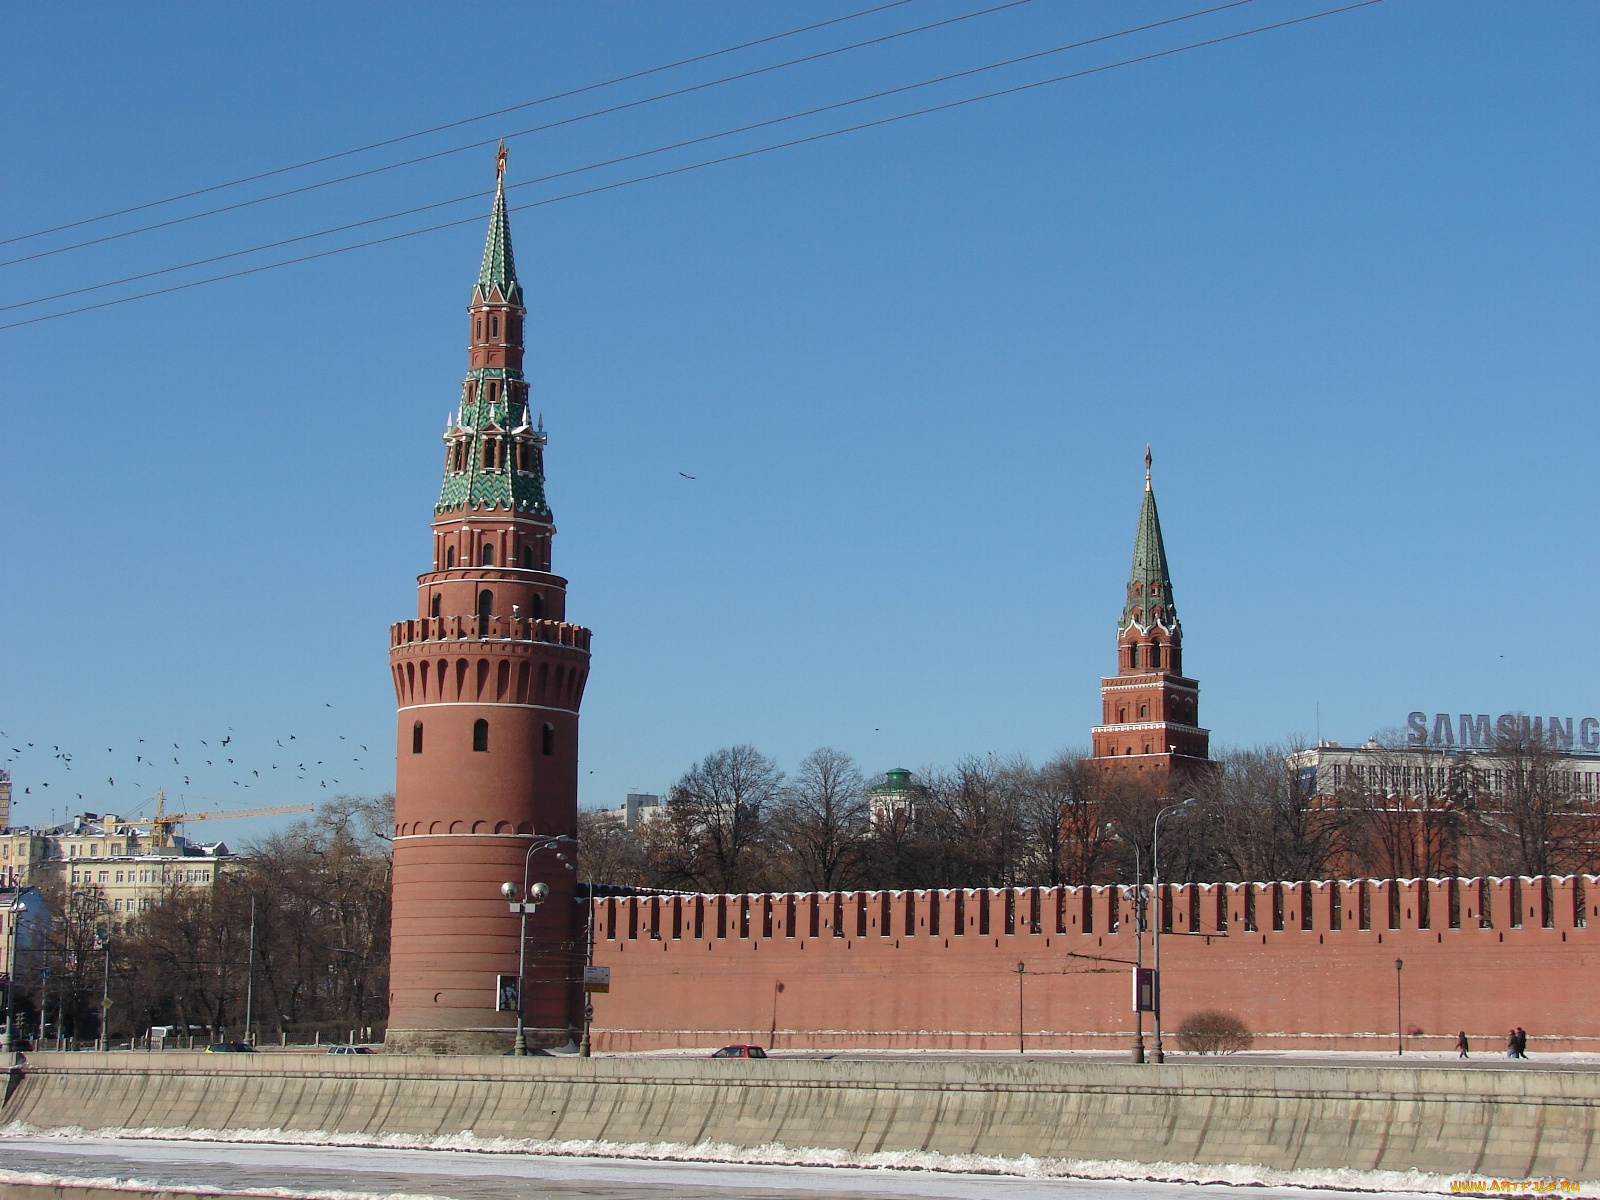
[1145, 444, 1152, 488]
[496, 141, 507, 181]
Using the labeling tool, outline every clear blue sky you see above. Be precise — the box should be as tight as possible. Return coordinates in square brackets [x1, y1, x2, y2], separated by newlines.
[2, 1, 1595, 839]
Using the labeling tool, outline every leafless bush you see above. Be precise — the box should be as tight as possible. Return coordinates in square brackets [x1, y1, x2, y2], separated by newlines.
[1175, 1009, 1252, 1054]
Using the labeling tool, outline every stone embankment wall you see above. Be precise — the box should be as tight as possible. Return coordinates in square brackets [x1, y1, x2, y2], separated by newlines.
[588, 874, 1600, 1052]
[4, 1053, 1600, 1181]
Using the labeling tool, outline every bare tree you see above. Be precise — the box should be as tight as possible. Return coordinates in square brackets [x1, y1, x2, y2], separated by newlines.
[647, 745, 782, 892]
[914, 756, 1030, 888]
[102, 794, 394, 1045]
[1340, 743, 1466, 882]
[577, 808, 649, 885]
[1015, 752, 1114, 886]
[1464, 722, 1590, 876]
[766, 748, 869, 891]
[1201, 745, 1351, 884]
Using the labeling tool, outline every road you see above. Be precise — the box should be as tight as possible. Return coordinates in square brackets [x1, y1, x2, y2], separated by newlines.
[0, 1134, 1445, 1200]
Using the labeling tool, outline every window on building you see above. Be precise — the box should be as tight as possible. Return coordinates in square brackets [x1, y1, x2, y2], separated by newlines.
[115, 871, 124, 883]
[522, 544, 534, 568]
[431, 594, 441, 618]
[111, 844, 122, 855]
[530, 592, 543, 618]
[491, 316, 499, 339]
[1150, 642, 1162, 669]
[473, 719, 489, 752]
[489, 381, 499, 402]
[475, 317, 483, 340]
[446, 546, 456, 568]
[542, 723, 555, 755]
[412, 721, 424, 754]
[1129, 644, 1139, 669]
[99, 871, 109, 883]
[1139, 704, 1148, 718]
[481, 544, 495, 566]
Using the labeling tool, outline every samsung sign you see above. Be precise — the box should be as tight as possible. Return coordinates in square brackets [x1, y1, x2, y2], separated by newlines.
[1407, 712, 1600, 752]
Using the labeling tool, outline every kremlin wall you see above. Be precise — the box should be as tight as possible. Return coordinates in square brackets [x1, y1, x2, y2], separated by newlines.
[382, 154, 1599, 1055]
[584, 875, 1600, 1053]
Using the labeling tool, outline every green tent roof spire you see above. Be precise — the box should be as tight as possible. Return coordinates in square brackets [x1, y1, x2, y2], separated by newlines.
[1120, 446, 1177, 634]
[474, 143, 521, 306]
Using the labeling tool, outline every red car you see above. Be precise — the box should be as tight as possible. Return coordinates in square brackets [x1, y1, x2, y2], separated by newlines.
[711, 1045, 767, 1058]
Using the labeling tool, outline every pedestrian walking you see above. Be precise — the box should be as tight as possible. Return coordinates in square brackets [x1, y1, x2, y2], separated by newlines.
[1507, 1029, 1518, 1059]
[1456, 1031, 1469, 1059]
[1515, 1027, 1528, 1059]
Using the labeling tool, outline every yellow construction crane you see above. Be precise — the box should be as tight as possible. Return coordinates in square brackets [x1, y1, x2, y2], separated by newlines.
[121, 791, 314, 847]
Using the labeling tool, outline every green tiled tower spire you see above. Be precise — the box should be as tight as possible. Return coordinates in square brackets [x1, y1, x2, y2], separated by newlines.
[437, 146, 548, 516]
[473, 145, 521, 308]
[1119, 446, 1177, 635]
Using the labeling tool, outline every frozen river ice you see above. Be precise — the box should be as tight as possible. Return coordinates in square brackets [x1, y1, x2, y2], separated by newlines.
[0, 1133, 1445, 1199]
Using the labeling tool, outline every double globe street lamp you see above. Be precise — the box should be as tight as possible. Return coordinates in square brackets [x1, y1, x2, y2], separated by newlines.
[501, 833, 576, 1057]
[1106, 796, 1197, 1065]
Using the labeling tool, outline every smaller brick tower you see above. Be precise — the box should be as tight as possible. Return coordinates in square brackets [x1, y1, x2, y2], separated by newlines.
[1090, 450, 1210, 790]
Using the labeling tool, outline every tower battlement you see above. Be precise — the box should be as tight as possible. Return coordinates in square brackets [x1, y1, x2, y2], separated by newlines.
[390, 616, 593, 650]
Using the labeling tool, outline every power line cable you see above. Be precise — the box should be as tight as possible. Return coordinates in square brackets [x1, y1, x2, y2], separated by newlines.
[0, 0, 924, 249]
[0, 0, 1039, 271]
[0, 0, 1383, 334]
[0, 0, 1260, 315]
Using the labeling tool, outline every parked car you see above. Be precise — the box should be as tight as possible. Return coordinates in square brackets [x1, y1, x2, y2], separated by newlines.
[711, 1045, 767, 1058]
[326, 1045, 372, 1055]
[203, 1042, 256, 1053]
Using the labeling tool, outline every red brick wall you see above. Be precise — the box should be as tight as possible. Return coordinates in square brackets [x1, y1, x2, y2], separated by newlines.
[588, 875, 1599, 1053]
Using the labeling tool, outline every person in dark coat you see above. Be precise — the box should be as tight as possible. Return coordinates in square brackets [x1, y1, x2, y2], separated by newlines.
[1507, 1029, 1519, 1059]
[1456, 1031, 1469, 1058]
[1515, 1027, 1528, 1058]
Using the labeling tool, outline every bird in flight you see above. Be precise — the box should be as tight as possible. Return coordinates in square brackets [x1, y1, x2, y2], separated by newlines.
[679, 472, 696, 480]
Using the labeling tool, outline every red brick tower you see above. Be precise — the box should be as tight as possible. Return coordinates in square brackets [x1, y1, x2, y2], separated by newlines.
[385, 150, 592, 1053]
[1090, 450, 1210, 790]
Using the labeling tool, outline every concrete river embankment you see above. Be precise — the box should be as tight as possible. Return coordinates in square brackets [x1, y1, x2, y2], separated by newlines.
[3, 1052, 1598, 1182]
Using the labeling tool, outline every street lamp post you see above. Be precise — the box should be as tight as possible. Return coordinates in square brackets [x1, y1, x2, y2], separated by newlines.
[2, 897, 23, 1055]
[1105, 822, 1146, 1064]
[1014, 962, 1026, 1054]
[501, 834, 574, 1056]
[95, 929, 111, 1053]
[1394, 958, 1404, 1056]
[244, 893, 257, 1046]
[580, 865, 596, 1058]
[1150, 797, 1197, 1065]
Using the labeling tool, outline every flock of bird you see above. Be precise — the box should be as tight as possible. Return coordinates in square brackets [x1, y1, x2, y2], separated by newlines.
[1, 707, 377, 823]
